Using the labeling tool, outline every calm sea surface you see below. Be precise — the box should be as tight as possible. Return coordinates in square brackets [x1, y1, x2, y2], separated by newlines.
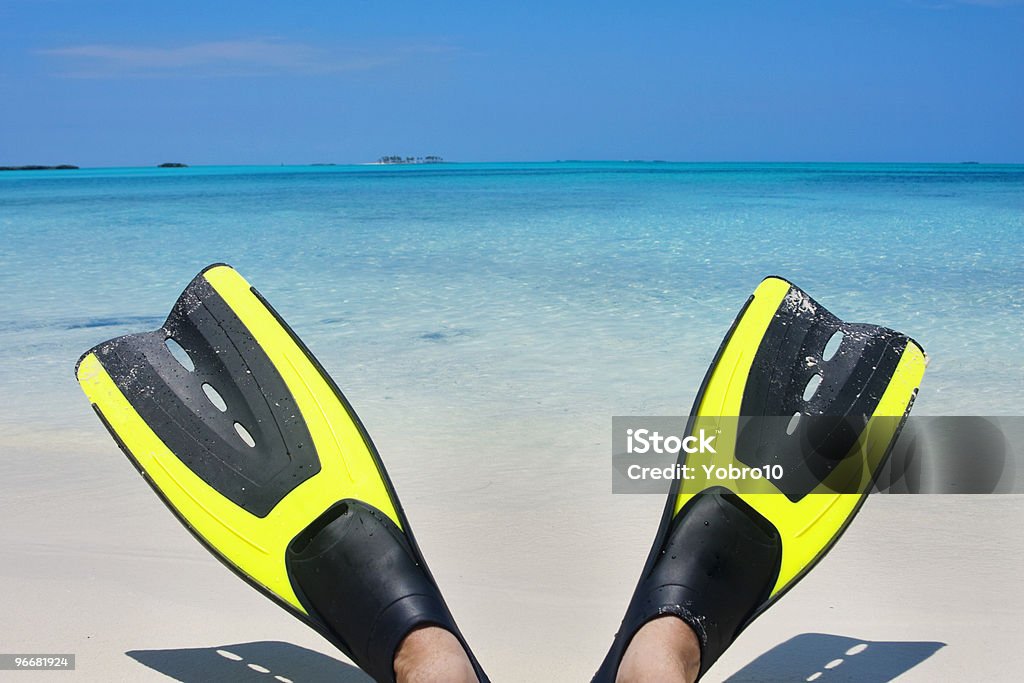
[1, 162, 1021, 453]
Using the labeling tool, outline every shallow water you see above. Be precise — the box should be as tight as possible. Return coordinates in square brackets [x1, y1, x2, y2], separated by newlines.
[1, 162, 1021, 455]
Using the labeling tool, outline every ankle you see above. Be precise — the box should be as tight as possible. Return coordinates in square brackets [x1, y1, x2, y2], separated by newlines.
[615, 616, 701, 683]
[393, 625, 477, 683]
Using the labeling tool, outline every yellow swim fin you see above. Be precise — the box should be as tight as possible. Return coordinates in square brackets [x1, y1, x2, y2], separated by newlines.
[595, 276, 927, 681]
[76, 264, 488, 683]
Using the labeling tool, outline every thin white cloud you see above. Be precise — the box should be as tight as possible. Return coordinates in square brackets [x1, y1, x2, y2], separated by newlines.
[38, 39, 452, 78]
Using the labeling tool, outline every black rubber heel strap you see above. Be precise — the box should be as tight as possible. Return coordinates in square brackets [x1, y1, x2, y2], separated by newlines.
[286, 500, 481, 683]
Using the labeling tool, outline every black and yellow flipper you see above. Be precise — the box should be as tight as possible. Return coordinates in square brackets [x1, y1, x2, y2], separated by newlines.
[595, 277, 927, 681]
[76, 264, 488, 683]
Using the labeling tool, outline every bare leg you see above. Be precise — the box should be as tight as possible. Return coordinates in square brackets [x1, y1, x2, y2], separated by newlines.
[615, 615, 702, 683]
[393, 626, 478, 683]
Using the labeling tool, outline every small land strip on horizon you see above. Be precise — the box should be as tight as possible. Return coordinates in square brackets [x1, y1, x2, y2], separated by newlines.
[0, 163, 189, 171]
[375, 155, 444, 164]
[0, 165, 79, 171]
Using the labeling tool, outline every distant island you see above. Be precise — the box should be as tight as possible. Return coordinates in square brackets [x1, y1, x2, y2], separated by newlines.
[376, 155, 444, 165]
[0, 164, 78, 171]
[158, 162, 188, 168]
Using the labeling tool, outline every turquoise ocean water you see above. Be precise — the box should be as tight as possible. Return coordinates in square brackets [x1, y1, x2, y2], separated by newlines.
[1, 162, 1021, 461]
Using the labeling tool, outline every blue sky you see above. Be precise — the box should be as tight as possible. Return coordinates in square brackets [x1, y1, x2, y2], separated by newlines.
[1, 1, 1022, 165]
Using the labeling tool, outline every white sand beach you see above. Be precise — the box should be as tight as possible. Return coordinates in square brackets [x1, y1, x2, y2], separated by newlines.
[4, 420, 1022, 682]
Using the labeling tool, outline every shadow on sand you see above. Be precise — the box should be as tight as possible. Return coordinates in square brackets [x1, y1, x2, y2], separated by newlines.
[127, 640, 372, 682]
[127, 632, 944, 681]
[724, 632, 945, 682]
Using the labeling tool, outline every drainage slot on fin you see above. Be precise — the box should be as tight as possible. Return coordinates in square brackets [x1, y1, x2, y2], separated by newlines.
[822, 330, 844, 361]
[234, 422, 256, 448]
[165, 338, 195, 372]
[803, 374, 823, 401]
[289, 501, 351, 554]
[787, 412, 802, 435]
[202, 382, 228, 412]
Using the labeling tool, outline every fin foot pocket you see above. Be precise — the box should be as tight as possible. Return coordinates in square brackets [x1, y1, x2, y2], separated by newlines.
[594, 491, 782, 681]
[287, 500, 473, 683]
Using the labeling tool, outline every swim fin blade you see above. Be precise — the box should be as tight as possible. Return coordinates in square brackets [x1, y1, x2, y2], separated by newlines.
[594, 276, 927, 681]
[76, 264, 488, 683]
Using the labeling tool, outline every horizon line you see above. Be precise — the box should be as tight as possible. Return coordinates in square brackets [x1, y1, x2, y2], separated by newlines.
[4, 159, 1023, 171]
